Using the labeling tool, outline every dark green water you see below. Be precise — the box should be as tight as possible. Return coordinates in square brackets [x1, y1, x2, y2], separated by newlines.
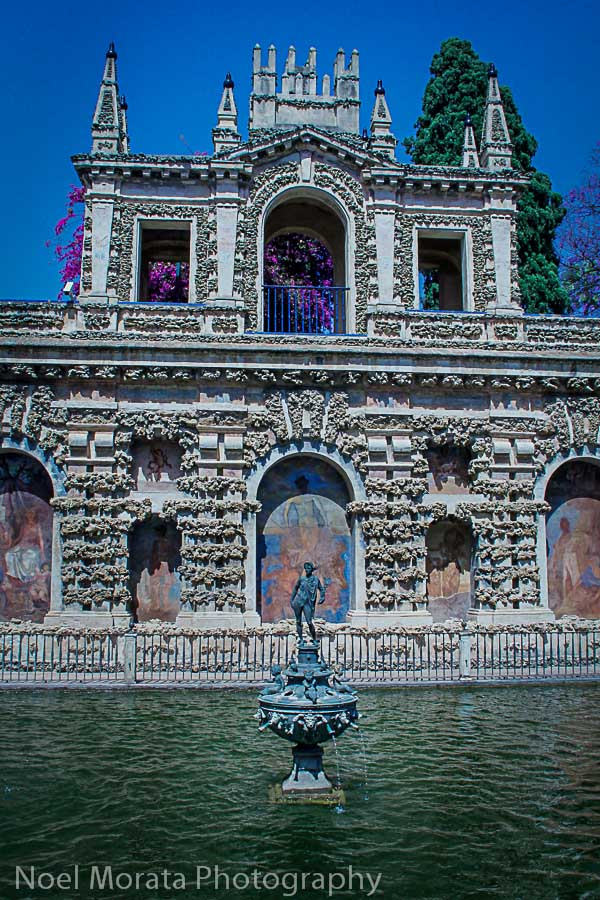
[1, 685, 599, 900]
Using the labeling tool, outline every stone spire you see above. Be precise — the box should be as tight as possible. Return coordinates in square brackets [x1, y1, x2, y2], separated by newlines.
[480, 64, 512, 170]
[119, 96, 130, 154]
[461, 113, 480, 168]
[91, 43, 128, 154]
[212, 72, 241, 153]
[369, 80, 396, 159]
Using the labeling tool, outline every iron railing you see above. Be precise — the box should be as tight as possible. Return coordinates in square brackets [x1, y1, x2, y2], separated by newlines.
[1, 627, 600, 686]
[262, 285, 348, 334]
[0, 631, 124, 682]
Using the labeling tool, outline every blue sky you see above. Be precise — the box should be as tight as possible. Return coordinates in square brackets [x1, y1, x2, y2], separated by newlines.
[1, 0, 597, 299]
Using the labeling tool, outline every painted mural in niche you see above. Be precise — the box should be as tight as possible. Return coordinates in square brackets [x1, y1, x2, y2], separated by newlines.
[257, 457, 351, 624]
[426, 520, 472, 622]
[128, 518, 182, 622]
[546, 461, 600, 619]
[132, 441, 182, 491]
[0, 453, 53, 623]
[425, 445, 470, 494]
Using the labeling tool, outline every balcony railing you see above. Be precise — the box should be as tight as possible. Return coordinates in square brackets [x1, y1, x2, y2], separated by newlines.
[262, 285, 348, 334]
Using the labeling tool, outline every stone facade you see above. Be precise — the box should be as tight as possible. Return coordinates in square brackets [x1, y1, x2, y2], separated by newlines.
[1, 44, 599, 629]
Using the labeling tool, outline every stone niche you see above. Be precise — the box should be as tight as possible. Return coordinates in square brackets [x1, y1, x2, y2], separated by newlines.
[128, 516, 182, 623]
[425, 445, 471, 495]
[546, 460, 600, 620]
[0, 452, 53, 623]
[425, 519, 472, 622]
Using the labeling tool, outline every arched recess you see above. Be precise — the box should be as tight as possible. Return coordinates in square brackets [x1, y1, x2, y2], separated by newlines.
[256, 456, 351, 622]
[0, 450, 55, 622]
[128, 515, 182, 622]
[425, 518, 473, 622]
[544, 458, 600, 618]
[245, 443, 366, 624]
[259, 186, 353, 334]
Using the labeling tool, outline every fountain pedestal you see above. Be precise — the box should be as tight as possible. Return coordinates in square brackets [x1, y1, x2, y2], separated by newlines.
[257, 638, 359, 801]
[282, 744, 332, 795]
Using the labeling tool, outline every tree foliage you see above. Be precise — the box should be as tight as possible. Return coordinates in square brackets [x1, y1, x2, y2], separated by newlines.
[404, 38, 568, 314]
[559, 144, 600, 315]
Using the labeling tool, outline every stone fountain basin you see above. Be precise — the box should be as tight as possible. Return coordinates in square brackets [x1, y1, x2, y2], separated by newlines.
[258, 695, 358, 745]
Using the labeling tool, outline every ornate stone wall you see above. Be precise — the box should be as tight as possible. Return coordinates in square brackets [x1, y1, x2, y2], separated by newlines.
[0, 358, 598, 627]
[2, 123, 598, 628]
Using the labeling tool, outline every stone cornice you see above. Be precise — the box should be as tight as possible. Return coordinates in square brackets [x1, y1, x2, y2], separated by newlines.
[72, 133, 529, 193]
[362, 163, 529, 193]
[1, 335, 600, 395]
[72, 153, 253, 184]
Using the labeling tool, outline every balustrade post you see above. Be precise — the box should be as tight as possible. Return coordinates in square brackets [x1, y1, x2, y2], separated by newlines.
[459, 630, 472, 679]
[123, 632, 137, 684]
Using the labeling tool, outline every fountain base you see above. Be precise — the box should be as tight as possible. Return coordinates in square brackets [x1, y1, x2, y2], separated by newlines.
[282, 744, 333, 795]
[269, 784, 346, 806]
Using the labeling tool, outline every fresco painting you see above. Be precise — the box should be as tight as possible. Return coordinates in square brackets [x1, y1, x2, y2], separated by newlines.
[258, 458, 351, 623]
[426, 446, 470, 494]
[129, 518, 182, 622]
[132, 440, 182, 491]
[547, 498, 600, 618]
[426, 521, 472, 622]
[0, 453, 53, 623]
[546, 462, 600, 619]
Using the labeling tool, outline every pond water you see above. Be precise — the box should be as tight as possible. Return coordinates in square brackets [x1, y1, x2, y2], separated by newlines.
[1, 684, 599, 900]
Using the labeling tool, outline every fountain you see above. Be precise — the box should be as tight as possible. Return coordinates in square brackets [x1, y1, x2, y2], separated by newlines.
[257, 562, 359, 800]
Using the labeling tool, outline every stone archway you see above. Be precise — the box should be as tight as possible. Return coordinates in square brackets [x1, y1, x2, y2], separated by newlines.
[260, 188, 349, 334]
[0, 451, 54, 623]
[256, 455, 352, 623]
[545, 459, 600, 619]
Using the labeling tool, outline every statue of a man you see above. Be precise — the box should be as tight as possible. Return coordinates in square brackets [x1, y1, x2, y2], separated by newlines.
[290, 562, 325, 642]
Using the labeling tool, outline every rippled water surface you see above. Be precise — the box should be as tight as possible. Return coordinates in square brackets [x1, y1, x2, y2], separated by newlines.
[1, 685, 600, 899]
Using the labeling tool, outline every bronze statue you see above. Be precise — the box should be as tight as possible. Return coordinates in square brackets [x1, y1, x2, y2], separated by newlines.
[290, 562, 325, 642]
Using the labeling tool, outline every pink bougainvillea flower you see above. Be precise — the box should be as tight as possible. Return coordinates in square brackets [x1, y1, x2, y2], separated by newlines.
[49, 185, 86, 298]
[147, 261, 190, 302]
[264, 232, 337, 333]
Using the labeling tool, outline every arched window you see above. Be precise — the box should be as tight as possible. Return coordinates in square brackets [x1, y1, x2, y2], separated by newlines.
[262, 193, 348, 334]
[0, 452, 53, 623]
[545, 460, 600, 619]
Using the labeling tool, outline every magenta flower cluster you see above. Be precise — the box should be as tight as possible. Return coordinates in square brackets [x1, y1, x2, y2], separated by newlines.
[264, 233, 336, 331]
[49, 185, 85, 298]
[147, 261, 190, 302]
[264, 232, 334, 287]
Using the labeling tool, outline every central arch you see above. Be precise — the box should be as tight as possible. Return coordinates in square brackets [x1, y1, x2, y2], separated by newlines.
[260, 187, 351, 334]
[254, 453, 356, 623]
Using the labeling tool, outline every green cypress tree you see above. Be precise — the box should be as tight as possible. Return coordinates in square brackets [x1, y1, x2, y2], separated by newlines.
[404, 38, 568, 314]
